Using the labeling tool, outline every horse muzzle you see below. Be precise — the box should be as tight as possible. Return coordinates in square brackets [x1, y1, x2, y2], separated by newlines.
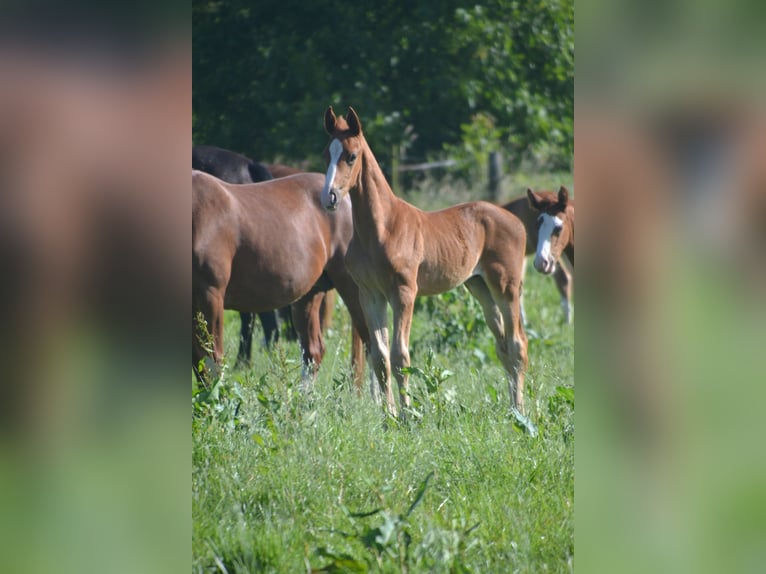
[534, 256, 556, 275]
[322, 187, 340, 211]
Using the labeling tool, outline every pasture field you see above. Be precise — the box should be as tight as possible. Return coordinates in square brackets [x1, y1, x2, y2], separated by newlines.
[193, 175, 574, 573]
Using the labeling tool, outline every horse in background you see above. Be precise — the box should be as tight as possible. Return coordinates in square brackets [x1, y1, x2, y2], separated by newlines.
[265, 163, 304, 179]
[192, 144, 296, 364]
[192, 170, 368, 387]
[503, 186, 575, 324]
[321, 106, 531, 422]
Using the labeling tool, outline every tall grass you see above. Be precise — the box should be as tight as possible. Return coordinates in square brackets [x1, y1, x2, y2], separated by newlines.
[193, 176, 574, 573]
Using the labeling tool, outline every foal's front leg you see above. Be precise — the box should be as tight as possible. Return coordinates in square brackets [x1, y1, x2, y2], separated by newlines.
[359, 288, 395, 415]
[391, 284, 416, 418]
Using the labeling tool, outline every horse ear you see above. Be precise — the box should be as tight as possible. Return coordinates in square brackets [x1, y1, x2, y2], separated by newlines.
[526, 188, 542, 209]
[346, 107, 362, 136]
[558, 186, 569, 206]
[324, 106, 337, 134]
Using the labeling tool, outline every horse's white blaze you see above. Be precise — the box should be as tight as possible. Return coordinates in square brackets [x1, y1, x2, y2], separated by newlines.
[322, 138, 343, 207]
[534, 214, 563, 273]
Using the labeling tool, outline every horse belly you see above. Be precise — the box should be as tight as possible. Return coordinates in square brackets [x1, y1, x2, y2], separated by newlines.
[416, 260, 476, 296]
[224, 253, 322, 312]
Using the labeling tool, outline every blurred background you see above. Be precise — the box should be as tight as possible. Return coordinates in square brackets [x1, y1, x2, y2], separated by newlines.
[0, 2, 189, 574]
[576, 0, 766, 572]
[2, 0, 764, 571]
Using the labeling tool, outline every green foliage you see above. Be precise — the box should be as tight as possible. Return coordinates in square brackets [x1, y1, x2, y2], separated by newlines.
[412, 288, 491, 367]
[192, 0, 573, 171]
[403, 351, 464, 427]
[313, 472, 443, 572]
[192, 313, 245, 430]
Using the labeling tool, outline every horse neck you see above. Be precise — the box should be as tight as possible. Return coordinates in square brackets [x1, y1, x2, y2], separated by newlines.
[349, 144, 397, 241]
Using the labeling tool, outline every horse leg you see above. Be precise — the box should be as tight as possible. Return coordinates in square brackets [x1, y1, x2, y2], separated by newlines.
[495, 280, 528, 414]
[553, 262, 573, 324]
[359, 289, 394, 415]
[466, 276, 528, 413]
[236, 312, 255, 366]
[193, 286, 226, 382]
[350, 325, 365, 395]
[258, 311, 279, 348]
[465, 277, 508, 357]
[390, 285, 416, 417]
[292, 291, 327, 387]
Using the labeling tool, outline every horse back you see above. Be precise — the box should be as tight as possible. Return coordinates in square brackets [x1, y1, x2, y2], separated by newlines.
[406, 201, 525, 294]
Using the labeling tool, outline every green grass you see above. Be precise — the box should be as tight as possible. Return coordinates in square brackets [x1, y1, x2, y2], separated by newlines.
[193, 178, 574, 573]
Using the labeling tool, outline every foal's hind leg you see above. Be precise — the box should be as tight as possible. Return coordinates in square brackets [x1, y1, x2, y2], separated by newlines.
[465, 276, 528, 413]
[390, 284, 416, 416]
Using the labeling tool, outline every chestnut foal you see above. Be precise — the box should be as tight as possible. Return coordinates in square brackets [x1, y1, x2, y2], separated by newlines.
[503, 186, 575, 324]
[321, 107, 530, 421]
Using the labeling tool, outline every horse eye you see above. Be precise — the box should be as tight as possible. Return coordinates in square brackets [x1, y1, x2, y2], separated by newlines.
[552, 225, 563, 236]
[347, 153, 357, 164]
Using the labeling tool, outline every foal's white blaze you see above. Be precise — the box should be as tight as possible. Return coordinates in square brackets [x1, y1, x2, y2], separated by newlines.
[534, 214, 564, 274]
[322, 138, 343, 209]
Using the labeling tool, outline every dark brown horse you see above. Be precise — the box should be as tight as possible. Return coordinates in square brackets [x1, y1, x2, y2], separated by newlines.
[192, 171, 368, 386]
[503, 186, 575, 323]
[321, 107, 530, 420]
[192, 144, 295, 364]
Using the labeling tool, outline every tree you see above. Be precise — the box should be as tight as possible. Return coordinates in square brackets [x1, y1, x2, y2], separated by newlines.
[193, 0, 573, 172]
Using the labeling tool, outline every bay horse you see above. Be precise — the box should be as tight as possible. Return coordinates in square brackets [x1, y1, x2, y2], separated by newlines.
[503, 186, 575, 323]
[321, 107, 530, 418]
[192, 144, 296, 363]
[192, 171, 368, 386]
